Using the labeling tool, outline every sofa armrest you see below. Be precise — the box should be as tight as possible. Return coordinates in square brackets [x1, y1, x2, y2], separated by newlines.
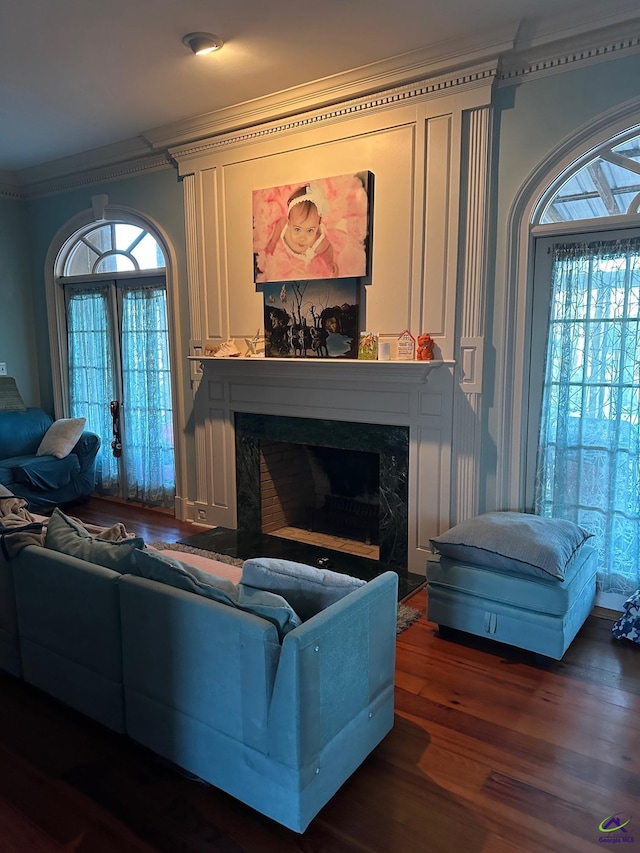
[267, 571, 398, 768]
[72, 430, 101, 471]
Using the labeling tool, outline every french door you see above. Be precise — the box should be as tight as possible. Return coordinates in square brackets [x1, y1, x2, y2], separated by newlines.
[527, 228, 640, 597]
[65, 276, 175, 508]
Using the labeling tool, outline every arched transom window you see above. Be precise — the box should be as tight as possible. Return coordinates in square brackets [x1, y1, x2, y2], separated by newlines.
[537, 128, 640, 224]
[63, 222, 165, 277]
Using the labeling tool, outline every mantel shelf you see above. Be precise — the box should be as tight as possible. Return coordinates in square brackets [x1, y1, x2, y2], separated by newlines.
[188, 356, 452, 384]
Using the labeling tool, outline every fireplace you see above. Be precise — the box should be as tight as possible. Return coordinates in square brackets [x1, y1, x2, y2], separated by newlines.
[188, 357, 452, 585]
[235, 412, 409, 567]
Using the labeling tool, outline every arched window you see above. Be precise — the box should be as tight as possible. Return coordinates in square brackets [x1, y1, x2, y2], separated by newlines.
[529, 127, 640, 600]
[536, 128, 640, 224]
[58, 219, 175, 509]
[63, 222, 165, 276]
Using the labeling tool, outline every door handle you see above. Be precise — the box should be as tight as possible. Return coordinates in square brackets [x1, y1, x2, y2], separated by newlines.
[110, 400, 122, 458]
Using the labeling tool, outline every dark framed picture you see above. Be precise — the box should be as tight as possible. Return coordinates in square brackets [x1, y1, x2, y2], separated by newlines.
[253, 172, 373, 283]
[263, 279, 359, 359]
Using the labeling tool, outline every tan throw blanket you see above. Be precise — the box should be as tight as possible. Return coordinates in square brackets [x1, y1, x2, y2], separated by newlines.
[0, 497, 135, 559]
[0, 496, 44, 557]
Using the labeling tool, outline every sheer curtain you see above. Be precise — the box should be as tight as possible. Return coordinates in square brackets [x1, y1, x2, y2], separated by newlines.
[120, 285, 174, 506]
[67, 283, 175, 507]
[67, 286, 119, 492]
[535, 238, 640, 595]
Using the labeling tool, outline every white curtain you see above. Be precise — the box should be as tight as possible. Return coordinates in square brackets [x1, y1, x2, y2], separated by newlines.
[67, 283, 174, 507]
[120, 285, 174, 506]
[535, 238, 640, 595]
[67, 286, 119, 492]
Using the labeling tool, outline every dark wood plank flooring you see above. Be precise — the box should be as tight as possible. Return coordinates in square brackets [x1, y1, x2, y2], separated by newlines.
[0, 497, 637, 852]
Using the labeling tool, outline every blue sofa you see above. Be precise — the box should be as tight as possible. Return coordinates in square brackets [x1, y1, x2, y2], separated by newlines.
[0, 408, 100, 512]
[4, 539, 398, 833]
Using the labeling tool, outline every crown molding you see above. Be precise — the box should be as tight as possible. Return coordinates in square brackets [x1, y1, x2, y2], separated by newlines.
[18, 152, 173, 201]
[170, 60, 499, 169]
[0, 172, 24, 201]
[499, 17, 640, 84]
[145, 26, 517, 153]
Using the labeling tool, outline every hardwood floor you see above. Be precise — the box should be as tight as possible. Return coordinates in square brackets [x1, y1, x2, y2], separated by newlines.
[1, 498, 638, 852]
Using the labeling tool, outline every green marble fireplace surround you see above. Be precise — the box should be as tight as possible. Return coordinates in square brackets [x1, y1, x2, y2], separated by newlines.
[235, 412, 409, 568]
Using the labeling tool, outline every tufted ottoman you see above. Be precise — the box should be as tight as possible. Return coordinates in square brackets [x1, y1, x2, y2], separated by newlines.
[426, 512, 598, 661]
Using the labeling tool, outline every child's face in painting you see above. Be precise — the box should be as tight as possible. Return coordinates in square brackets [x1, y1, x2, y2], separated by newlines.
[286, 205, 321, 252]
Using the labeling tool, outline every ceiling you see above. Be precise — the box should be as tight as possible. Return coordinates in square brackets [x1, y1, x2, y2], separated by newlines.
[1, 0, 639, 176]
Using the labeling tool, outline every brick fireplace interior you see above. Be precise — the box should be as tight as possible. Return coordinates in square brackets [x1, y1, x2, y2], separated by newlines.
[260, 439, 381, 560]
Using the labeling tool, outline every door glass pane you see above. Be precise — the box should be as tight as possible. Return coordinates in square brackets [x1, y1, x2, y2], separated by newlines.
[66, 286, 119, 492]
[121, 285, 175, 506]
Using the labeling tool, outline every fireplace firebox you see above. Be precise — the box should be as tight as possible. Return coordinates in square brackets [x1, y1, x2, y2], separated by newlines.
[235, 413, 409, 567]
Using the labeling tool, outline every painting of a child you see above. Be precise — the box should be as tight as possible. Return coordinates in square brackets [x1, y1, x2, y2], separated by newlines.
[253, 172, 371, 283]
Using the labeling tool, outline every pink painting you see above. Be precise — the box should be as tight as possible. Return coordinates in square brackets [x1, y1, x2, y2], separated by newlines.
[252, 172, 372, 283]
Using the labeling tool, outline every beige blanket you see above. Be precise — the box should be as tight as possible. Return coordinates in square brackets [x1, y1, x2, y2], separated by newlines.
[0, 497, 134, 559]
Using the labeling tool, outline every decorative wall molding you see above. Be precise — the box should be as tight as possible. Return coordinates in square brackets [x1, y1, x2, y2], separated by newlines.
[500, 23, 640, 85]
[0, 184, 24, 201]
[16, 153, 174, 201]
[170, 62, 499, 168]
[451, 105, 492, 523]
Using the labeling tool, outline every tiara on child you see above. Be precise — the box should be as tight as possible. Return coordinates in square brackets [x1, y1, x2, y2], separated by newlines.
[288, 183, 326, 217]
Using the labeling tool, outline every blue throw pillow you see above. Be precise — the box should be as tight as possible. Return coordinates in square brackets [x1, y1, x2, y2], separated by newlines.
[429, 511, 593, 581]
[241, 557, 366, 620]
[133, 549, 301, 639]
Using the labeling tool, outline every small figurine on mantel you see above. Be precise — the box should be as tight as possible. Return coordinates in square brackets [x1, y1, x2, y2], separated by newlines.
[244, 329, 265, 358]
[397, 329, 415, 361]
[417, 333, 435, 361]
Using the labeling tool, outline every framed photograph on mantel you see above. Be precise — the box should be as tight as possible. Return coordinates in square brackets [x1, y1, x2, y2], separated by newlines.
[253, 172, 373, 283]
[263, 279, 359, 359]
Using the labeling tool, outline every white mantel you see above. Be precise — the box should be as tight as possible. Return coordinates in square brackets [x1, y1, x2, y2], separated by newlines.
[189, 356, 448, 383]
[189, 356, 455, 575]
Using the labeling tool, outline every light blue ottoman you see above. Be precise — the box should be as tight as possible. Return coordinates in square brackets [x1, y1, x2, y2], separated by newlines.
[427, 512, 598, 661]
[426, 540, 597, 661]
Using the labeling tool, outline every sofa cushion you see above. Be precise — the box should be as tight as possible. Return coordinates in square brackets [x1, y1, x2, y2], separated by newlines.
[11, 454, 80, 490]
[133, 548, 302, 639]
[0, 377, 26, 412]
[429, 511, 593, 581]
[44, 508, 144, 573]
[37, 417, 86, 459]
[241, 557, 366, 620]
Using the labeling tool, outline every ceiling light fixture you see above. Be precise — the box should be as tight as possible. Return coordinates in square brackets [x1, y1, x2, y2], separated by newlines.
[182, 32, 224, 56]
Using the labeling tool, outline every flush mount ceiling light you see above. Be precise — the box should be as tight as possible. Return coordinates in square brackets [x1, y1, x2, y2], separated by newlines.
[182, 32, 224, 56]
